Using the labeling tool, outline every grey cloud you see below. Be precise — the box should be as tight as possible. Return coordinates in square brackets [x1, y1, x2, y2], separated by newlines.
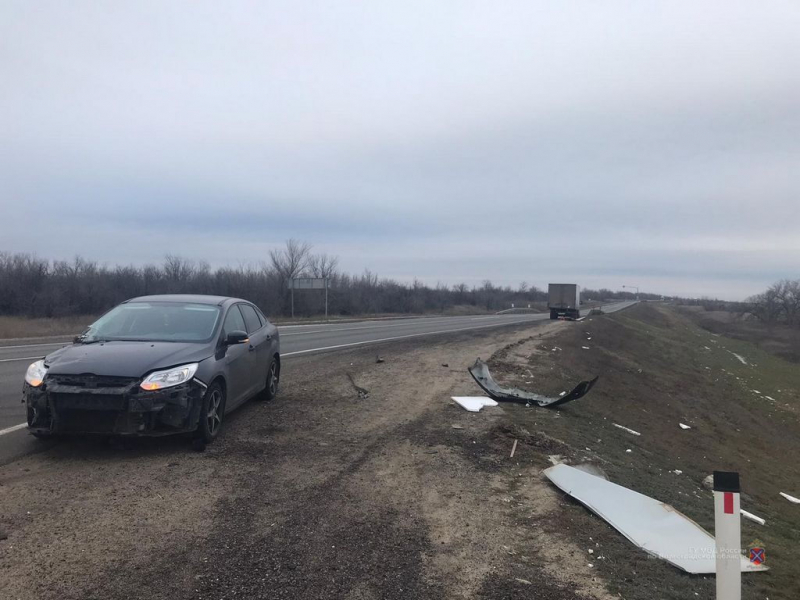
[1, 1, 798, 300]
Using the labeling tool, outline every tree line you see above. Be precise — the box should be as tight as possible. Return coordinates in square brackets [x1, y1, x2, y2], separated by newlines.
[0, 242, 648, 319]
[746, 279, 800, 326]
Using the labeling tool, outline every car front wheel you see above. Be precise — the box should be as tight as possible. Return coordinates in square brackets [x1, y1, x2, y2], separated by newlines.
[258, 357, 279, 402]
[198, 382, 225, 443]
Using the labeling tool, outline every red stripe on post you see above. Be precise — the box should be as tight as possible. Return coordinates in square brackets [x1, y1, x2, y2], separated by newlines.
[724, 492, 734, 514]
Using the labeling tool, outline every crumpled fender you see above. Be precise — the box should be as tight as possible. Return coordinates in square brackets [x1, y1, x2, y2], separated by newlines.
[468, 358, 598, 408]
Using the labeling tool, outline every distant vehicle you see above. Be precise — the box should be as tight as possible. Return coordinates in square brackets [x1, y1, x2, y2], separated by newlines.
[548, 283, 581, 320]
[23, 295, 280, 444]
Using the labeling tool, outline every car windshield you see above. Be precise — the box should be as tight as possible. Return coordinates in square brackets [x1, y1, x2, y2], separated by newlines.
[82, 302, 221, 343]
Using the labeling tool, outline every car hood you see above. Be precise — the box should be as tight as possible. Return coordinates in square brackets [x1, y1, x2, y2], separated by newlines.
[44, 341, 214, 378]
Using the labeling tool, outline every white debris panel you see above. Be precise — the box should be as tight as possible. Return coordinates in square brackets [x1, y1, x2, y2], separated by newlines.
[451, 396, 498, 412]
[543, 464, 768, 574]
[780, 492, 800, 504]
[613, 423, 641, 436]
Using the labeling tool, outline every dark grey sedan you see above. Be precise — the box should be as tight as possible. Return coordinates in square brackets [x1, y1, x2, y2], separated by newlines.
[23, 295, 280, 443]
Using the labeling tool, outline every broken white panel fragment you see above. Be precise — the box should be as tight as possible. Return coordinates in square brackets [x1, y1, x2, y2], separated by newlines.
[729, 351, 748, 365]
[613, 423, 641, 436]
[451, 396, 498, 413]
[582, 346, 590, 350]
[679, 423, 692, 430]
[740, 510, 765, 526]
[780, 492, 800, 504]
[543, 464, 768, 574]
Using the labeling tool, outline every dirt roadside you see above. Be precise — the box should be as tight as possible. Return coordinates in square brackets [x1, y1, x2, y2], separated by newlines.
[0, 320, 610, 600]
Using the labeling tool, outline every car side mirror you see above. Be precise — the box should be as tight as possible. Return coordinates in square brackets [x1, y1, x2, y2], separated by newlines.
[225, 330, 249, 345]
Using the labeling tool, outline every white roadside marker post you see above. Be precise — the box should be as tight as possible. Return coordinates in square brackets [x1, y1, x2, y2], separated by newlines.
[713, 471, 741, 600]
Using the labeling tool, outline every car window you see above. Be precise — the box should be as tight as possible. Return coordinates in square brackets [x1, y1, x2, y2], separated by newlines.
[222, 305, 247, 336]
[239, 304, 263, 334]
[254, 306, 269, 326]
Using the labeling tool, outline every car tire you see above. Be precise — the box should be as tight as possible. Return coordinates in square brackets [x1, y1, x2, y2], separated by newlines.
[259, 357, 279, 402]
[256, 357, 281, 402]
[197, 382, 225, 443]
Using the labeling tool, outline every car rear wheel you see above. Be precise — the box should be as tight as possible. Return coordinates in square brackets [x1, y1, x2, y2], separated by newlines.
[197, 382, 225, 443]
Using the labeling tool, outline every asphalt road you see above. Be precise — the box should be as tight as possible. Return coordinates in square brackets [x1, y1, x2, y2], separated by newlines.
[0, 302, 635, 463]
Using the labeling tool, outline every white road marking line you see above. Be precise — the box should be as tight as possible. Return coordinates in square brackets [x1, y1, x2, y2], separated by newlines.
[0, 422, 27, 436]
[282, 316, 540, 357]
[0, 355, 43, 363]
[281, 314, 536, 337]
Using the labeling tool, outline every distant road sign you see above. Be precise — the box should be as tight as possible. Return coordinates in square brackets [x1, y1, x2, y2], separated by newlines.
[288, 277, 328, 290]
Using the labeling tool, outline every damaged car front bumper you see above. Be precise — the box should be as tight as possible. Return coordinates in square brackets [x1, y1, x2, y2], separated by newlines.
[23, 374, 206, 436]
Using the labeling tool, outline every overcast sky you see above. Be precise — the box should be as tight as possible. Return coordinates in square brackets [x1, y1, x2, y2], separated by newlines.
[1, 1, 798, 300]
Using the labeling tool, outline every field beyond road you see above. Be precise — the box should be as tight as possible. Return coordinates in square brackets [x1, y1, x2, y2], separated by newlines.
[0, 303, 797, 599]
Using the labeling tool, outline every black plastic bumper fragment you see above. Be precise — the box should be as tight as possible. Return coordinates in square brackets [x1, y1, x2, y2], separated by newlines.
[23, 378, 206, 436]
[468, 358, 598, 408]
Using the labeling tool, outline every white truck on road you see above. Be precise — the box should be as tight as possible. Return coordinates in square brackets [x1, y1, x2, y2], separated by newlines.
[548, 283, 580, 320]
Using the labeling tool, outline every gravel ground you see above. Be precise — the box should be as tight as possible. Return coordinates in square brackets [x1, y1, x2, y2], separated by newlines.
[0, 321, 605, 600]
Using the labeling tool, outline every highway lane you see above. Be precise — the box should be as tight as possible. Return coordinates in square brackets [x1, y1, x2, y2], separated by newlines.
[0, 302, 635, 462]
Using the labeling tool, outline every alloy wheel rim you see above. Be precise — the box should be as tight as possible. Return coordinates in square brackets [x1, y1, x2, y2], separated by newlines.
[207, 389, 222, 434]
[268, 364, 277, 396]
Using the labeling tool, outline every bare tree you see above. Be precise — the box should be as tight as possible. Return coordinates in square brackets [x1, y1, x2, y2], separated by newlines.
[308, 253, 339, 279]
[269, 239, 313, 284]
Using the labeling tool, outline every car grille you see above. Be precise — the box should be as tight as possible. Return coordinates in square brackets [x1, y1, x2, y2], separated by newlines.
[47, 374, 138, 389]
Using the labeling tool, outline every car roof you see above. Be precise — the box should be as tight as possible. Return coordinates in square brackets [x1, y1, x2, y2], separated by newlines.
[125, 294, 245, 306]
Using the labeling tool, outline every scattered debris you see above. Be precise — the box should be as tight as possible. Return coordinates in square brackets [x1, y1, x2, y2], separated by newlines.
[0, 528, 8, 541]
[613, 423, 641, 436]
[543, 464, 768, 574]
[679, 423, 692, 430]
[581, 346, 590, 350]
[625, 449, 632, 453]
[347, 373, 370, 399]
[468, 358, 599, 408]
[441, 363, 449, 368]
[375, 355, 385, 364]
[673, 470, 683, 475]
[451, 424, 464, 430]
[510, 439, 518, 458]
[729, 351, 749, 365]
[451, 396, 498, 412]
[702, 474, 714, 490]
[780, 492, 800, 504]
[741, 509, 765, 526]
[548, 454, 563, 465]
[514, 578, 532, 585]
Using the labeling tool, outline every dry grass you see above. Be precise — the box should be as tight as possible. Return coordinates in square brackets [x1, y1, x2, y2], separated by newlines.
[0, 315, 97, 340]
[678, 305, 800, 363]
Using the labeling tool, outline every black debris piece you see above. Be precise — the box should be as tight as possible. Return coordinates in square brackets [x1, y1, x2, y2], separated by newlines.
[468, 358, 598, 408]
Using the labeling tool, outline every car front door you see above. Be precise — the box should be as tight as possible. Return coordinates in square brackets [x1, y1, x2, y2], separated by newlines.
[220, 304, 256, 409]
[238, 303, 271, 396]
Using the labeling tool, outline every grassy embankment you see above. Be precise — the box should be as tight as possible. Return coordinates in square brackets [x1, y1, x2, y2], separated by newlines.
[488, 303, 799, 600]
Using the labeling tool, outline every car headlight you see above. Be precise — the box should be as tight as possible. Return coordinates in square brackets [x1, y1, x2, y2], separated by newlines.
[25, 360, 48, 387]
[140, 363, 199, 391]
